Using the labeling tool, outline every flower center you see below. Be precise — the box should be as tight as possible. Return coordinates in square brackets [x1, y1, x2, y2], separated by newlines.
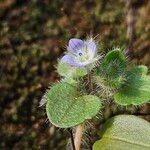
[78, 53, 82, 56]
[78, 48, 91, 63]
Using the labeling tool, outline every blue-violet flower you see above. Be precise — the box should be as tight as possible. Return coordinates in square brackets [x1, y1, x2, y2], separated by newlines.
[61, 38, 101, 68]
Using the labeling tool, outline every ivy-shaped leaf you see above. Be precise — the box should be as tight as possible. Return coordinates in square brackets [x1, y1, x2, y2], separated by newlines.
[93, 115, 150, 150]
[45, 82, 101, 128]
[114, 65, 150, 105]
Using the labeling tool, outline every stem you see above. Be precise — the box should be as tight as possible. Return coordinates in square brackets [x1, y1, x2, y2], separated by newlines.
[68, 128, 76, 150]
[74, 124, 84, 150]
[88, 71, 93, 93]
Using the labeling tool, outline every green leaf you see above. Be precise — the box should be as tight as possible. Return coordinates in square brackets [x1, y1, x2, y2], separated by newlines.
[93, 115, 150, 150]
[114, 76, 150, 105]
[57, 62, 87, 78]
[101, 49, 126, 77]
[45, 82, 101, 128]
[95, 49, 127, 90]
[102, 49, 126, 67]
[130, 65, 148, 76]
[57, 62, 73, 77]
[114, 66, 150, 105]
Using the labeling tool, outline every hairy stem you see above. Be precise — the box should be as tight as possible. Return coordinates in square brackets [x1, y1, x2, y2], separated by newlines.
[74, 124, 84, 150]
[88, 72, 93, 93]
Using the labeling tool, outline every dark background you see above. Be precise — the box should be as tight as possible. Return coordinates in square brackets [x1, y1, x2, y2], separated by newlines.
[0, 0, 149, 149]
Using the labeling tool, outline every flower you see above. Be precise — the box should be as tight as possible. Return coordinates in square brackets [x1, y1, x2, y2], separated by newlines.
[61, 38, 100, 68]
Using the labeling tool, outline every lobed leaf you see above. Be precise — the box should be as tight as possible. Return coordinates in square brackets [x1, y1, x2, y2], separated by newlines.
[45, 82, 101, 128]
[114, 65, 150, 105]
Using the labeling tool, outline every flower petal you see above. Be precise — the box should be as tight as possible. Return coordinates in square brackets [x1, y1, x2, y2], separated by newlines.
[68, 38, 84, 54]
[61, 54, 83, 67]
[86, 40, 97, 59]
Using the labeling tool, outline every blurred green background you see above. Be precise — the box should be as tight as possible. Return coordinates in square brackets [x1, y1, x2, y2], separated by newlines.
[0, 0, 149, 149]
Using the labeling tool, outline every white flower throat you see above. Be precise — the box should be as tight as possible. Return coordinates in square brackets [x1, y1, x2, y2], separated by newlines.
[77, 45, 92, 63]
